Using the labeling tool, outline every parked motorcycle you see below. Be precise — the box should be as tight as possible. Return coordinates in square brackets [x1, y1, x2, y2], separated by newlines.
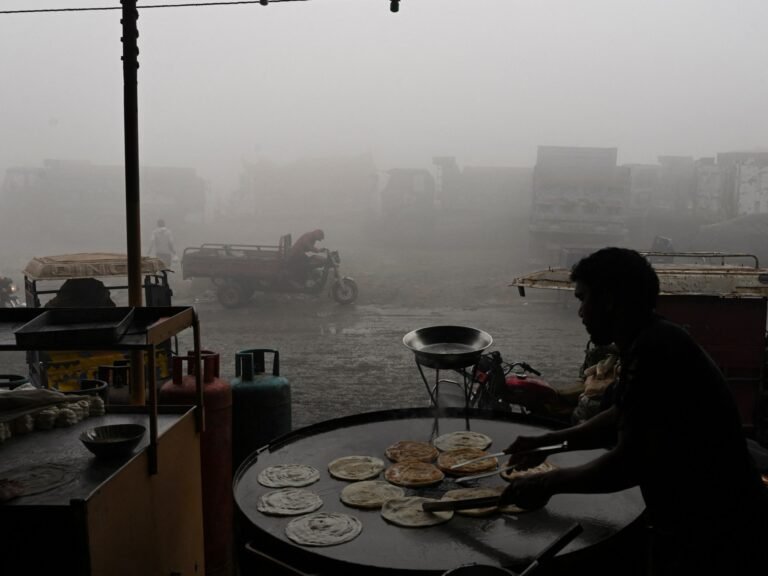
[464, 351, 582, 422]
[0, 277, 21, 308]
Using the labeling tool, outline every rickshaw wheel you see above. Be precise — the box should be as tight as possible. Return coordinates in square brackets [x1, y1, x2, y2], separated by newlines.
[332, 278, 358, 304]
[217, 282, 245, 308]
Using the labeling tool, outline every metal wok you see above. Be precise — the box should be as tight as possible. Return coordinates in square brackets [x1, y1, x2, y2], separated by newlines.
[403, 325, 493, 370]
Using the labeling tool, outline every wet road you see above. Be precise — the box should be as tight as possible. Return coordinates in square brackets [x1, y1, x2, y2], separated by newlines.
[0, 246, 589, 430]
[176, 291, 587, 429]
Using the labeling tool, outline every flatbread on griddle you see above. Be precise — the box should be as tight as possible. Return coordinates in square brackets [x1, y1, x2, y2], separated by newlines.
[500, 461, 556, 482]
[340, 480, 405, 509]
[441, 487, 500, 517]
[384, 440, 439, 463]
[256, 488, 323, 516]
[436, 448, 498, 475]
[328, 455, 385, 481]
[433, 431, 492, 452]
[381, 496, 453, 527]
[257, 464, 320, 488]
[384, 461, 444, 488]
[285, 512, 362, 547]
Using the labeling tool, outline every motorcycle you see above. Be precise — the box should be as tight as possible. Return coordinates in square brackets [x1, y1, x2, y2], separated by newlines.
[463, 351, 581, 423]
[0, 277, 22, 308]
[302, 248, 359, 304]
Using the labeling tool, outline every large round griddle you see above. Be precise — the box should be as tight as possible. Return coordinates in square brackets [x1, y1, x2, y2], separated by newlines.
[403, 326, 493, 369]
[234, 408, 644, 575]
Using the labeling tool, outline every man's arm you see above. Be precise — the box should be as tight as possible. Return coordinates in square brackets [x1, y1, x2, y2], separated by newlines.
[506, 405, 617, 461]
[500, 422, 638, 508]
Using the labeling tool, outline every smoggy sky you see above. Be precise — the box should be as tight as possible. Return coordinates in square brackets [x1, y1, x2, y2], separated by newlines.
[1, 0, 767, 192]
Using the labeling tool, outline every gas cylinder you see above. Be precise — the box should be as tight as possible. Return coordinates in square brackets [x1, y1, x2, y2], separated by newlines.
[160, 351, 233, 576]
[231, 348, 291, 472]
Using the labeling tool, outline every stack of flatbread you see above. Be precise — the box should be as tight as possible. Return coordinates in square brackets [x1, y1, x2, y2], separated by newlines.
[285, 512, 363, 547]
[328, 455, 385, 481]
[500, 461, 556, 481]
[440, 486, 532, 516]
[340, 480, 405, 509]
[432, 431, 492, 452]
[381, 496, 453, 527]
[257, 488, 323, 516]
[384, 440, 439, 463]
[258, 464, 320, 488]
[436, 447, 498, 476]
[384, 461, 444, 488]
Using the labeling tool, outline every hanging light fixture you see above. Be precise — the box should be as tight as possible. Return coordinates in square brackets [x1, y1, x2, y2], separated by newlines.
[390, 0, 399, 13]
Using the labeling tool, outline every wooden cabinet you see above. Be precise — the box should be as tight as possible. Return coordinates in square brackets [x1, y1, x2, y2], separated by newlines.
[0, 307, 205, 575]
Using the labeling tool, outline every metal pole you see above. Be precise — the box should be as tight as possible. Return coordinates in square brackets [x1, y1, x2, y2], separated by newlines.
[121, 0, 146, 404]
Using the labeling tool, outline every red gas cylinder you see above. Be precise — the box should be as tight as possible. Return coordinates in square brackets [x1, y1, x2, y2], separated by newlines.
[160, 351, 233, 576]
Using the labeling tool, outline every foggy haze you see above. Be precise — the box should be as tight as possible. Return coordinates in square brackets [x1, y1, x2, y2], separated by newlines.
[2, 0, 767, 195]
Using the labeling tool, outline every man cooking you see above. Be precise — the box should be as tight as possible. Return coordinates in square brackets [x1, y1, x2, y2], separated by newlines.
[500, 247, 768, 575]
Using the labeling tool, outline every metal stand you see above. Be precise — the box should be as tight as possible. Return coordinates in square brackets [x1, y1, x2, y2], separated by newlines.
[415, 360, 478, 414]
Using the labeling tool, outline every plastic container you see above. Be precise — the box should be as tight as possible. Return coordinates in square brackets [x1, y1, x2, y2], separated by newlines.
[231, 348, 291, 471]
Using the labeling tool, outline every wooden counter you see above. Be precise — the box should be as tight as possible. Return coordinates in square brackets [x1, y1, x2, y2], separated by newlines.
[0, 408, 204, 576]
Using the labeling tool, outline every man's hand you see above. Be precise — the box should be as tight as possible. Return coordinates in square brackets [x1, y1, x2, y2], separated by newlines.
[505, 434, 552, 470]
[499, 472, 555, 510]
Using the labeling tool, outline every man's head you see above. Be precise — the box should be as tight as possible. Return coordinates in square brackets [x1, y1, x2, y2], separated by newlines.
[314, 229, 325, 241]
[157, 219, 165, 228]
[570, 247, 659, 345]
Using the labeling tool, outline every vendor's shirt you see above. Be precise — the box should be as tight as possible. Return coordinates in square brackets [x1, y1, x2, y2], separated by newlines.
[615, 316, 766, 551]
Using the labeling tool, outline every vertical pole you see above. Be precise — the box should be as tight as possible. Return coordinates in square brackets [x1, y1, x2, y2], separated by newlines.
[121, 0, 146, 404]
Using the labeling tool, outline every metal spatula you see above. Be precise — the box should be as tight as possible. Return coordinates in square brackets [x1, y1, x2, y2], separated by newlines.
[449, 441, 569, 470]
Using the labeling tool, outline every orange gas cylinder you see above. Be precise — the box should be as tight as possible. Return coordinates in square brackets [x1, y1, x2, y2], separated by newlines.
[160, 351, 233, 576]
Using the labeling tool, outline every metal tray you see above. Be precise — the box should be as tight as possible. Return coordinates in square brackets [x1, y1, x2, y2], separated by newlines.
[14, 307, 135, 348]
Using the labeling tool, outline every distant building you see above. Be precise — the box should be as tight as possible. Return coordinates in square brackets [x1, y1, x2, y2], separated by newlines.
[233, 154, 376, 222]
[626, 163, 661, 215]
[694, 158, 728, 219]
[657, 156, 696, 214]
[734, 163, 768, 216]
[529, 146, 629, 266]
[715, 151, 768, 217]
[376, 168, 436, 217]
[432, 156, 532, 215]
[0, 159, 207, 251]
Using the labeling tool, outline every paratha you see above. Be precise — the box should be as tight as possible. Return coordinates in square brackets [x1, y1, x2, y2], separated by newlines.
[257, 464, 320, 488]
[384, 461, 444, 488]
[433, 431, 492, 452]
[285, 512, 362, 547]
[384, 440, 439, 463]
[500, 460, 557, 481]
[381, 496, 453, 527]
[436, 448, 498, 475]
[340, 480, 405, 509]
[256, 488, 323, 516]
[328, 455, 385, 481]
[441, 487, 500, 517]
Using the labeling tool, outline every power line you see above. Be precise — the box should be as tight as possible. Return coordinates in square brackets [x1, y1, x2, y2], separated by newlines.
[0, 0, 308, 15]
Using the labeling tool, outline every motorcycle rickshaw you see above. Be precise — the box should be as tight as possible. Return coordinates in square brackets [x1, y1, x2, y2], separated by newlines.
[21, 252, 173, 391]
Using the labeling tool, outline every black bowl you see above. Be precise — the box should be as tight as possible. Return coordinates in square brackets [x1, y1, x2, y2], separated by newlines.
[80, 424, 146, 458]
